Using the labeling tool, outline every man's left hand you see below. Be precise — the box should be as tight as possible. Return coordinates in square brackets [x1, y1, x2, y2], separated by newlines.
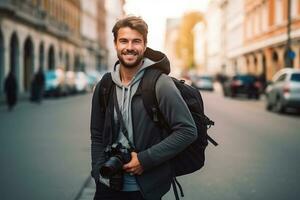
[123, 152, 144, 175]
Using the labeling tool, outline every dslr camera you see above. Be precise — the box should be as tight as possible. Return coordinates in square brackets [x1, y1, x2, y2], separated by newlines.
[99, 143, 132, 190]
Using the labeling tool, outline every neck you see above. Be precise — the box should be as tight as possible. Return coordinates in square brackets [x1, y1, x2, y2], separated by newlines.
[119, 62, 143, 86]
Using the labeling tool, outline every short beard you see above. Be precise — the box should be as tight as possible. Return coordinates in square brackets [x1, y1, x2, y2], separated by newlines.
[117, 50, 144, 69]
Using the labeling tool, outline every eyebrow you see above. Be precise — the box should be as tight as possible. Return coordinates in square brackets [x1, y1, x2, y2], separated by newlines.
[118, 38, 143, 42]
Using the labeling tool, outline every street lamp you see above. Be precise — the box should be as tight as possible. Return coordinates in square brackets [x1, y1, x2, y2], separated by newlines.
[285, 0, 295, 68]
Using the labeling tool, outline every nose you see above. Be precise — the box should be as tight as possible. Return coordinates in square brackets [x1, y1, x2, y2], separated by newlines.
[126, 42, 133, 50]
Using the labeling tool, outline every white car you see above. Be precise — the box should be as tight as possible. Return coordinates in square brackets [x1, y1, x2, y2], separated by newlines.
[75, 72, 88, 93]
[266, 68, 300, 113]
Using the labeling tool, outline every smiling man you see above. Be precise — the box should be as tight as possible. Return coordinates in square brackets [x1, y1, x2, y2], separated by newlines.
[90, 16, 197, 200]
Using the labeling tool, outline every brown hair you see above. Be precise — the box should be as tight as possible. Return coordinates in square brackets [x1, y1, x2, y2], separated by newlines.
[112, 16, 148, 43]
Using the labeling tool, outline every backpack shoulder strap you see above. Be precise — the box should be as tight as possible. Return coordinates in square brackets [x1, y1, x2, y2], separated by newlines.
[140, 68, 163, 123]
[98, 72, 114, 112]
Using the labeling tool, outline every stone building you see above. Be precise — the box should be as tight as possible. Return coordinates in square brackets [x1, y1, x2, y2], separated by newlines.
[97, 0, 108, 70]
[80, 0, 107, 72]
[105, 0, 125, 70]
[243, 0, 300, 81]
[205, 0, 224, 74]
[205, 0, 300, 81]
[0, 0, 82, 95]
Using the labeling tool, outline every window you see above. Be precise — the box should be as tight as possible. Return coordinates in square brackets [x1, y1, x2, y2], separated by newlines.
[275, 73, 287, 82]
[291, 0, 298, 18]
[262, 2, 268, 31]
[275, 0, 283, 25]
[291, 73, 300, 82]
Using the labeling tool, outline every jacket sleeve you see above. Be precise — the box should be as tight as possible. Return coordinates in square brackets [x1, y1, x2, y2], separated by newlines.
[90, 81, 106, 182]
[138, 74, 197, 170]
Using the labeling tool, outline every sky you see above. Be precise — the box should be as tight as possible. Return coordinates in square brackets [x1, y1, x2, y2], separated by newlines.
[124, 0, 210, 50]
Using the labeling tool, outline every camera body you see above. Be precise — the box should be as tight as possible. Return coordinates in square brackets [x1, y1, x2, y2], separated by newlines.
[99, 143, 132, 190]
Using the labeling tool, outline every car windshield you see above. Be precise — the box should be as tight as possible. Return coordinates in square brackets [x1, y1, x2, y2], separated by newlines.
[291, 73, 300, 82]
[200, 76, 213, 81]
[194, 76, 212, 81]
[235, 75, 256, 83]
[46, 72, 56, 80]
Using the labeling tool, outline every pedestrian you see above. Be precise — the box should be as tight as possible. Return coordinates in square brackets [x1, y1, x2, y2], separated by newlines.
[4, 71, 18, 111]
[90, 16, 197, 200]
[30, 69, 45, 103]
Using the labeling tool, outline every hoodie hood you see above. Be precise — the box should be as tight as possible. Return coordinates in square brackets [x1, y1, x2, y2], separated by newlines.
[112, 47, 170, 78]
[110, 47, 170, 149]
[143, 47, 170, 74]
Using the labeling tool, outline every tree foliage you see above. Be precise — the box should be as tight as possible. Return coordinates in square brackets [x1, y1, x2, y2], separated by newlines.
[176, 11, 205, 70]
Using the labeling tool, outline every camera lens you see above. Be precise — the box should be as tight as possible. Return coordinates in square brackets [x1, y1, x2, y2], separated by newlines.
[100, 156, 123, 178]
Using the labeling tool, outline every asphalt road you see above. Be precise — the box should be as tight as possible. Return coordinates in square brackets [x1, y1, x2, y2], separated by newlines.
[0, 95, 92, 200]
[163, 91, 300, 200]
[1, 90, 299, 200]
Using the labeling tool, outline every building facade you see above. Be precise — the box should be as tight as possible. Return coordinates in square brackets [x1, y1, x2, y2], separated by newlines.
[223, 0, 246, 75]
[80, 0, 107, 72]
[0, 0, 82, 95]
[105, 0, 125, 70]
[205, 0, 224, 74]
[243, 0, 300, 81]
[97, 0, 108, 70]
[212, 0, 300, 81]
[164, 18, 183, 77]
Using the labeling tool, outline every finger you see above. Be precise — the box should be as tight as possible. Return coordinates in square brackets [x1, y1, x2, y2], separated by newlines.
[136, 169, 143, 175]
[123, 163, 132, 170]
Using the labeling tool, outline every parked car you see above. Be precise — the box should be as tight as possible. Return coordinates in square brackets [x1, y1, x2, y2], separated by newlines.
[44, 69, 67, 97]
[74, 71, 88, 93]
[191, 74, 214, 91]
[223, 74, 262, 99]
[86, 70, 103, 92]
[265, 68, 300, 113]
[65, 71, 76, 94]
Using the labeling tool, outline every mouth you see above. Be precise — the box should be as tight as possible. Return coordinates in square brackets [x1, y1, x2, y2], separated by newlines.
[122, 51, 138, 61]
[122, 50, 138, 56]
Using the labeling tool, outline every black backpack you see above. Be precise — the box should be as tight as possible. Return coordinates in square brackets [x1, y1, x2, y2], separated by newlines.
[98, 68, 217, 199]
[99, 68, 217, 173]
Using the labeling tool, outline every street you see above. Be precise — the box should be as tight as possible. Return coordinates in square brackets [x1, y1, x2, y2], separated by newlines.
[0, 90, 299, 200]
[0, 95, 92, 200]
[163, 90, 300, 200]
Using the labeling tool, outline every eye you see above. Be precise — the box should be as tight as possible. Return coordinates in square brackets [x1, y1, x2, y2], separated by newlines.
[133, 39, 142, 44]
[119, 39, 128, 44]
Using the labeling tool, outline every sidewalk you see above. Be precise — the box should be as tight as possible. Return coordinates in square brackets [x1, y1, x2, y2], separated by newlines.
[0, 92, 30, 106]
[75, 176, 96, 200]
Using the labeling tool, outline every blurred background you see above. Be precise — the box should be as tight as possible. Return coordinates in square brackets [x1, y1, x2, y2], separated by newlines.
[0, 0, 300, 200]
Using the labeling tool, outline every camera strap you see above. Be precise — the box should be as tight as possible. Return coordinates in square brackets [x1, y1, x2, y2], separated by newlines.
[113, 87, 135, 150]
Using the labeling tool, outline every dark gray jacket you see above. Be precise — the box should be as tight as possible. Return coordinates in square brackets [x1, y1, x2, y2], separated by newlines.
[90, 48, 197, 199]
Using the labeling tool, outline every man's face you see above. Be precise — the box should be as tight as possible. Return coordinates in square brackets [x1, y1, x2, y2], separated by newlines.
[115, 27, 146, 69]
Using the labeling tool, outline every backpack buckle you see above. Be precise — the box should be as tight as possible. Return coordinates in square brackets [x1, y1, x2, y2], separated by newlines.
[152, 107, 159, 122]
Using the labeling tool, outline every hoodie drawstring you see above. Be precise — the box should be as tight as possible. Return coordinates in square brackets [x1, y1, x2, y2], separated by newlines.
[126, 85, 132, 124]
[120, 85, 132, 125]
[121, 86, 125, 112]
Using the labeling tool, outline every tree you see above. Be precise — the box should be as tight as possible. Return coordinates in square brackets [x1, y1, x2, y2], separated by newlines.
[176, 12, 205, 71]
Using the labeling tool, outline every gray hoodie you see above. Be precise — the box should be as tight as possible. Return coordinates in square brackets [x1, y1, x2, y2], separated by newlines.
[99, 58, 155, 191]
[111, 58, 155, 150]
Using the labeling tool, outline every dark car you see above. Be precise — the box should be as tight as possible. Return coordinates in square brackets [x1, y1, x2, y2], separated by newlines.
[223, 74, 262, 99]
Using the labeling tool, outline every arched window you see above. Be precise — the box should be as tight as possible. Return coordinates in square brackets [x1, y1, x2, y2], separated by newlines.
[23, 37, 34, 91]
